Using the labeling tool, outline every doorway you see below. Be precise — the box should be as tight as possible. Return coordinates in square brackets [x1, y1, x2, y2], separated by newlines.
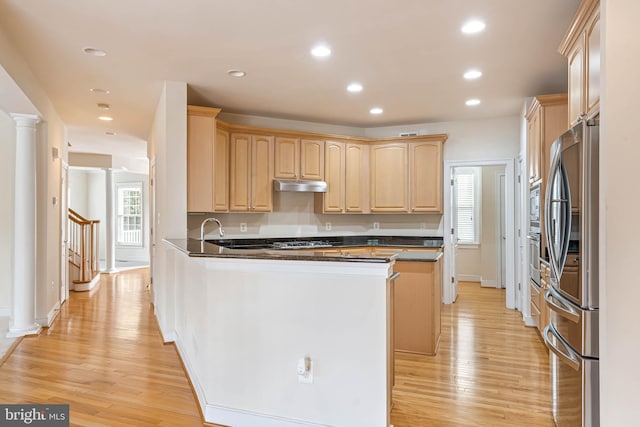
[443, 159, 515, 308]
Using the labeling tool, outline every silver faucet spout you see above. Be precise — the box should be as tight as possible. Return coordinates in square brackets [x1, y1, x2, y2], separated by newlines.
[200, 217, 224, 240]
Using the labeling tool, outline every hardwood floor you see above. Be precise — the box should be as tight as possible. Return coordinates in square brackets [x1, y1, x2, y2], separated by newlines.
[1, 274, 552, 426]
[391, 281, 554, 427]
[0, 268, 205, 426]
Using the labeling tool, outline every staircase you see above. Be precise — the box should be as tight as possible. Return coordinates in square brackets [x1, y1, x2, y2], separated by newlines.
[68, 208, 100, 291]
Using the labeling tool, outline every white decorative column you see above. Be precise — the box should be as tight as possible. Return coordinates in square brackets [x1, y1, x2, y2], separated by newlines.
[8, 113, 42, 337]
[105, 168, 117, 273]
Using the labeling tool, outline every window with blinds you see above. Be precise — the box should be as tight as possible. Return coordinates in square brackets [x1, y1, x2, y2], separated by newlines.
[455, 168, 480, 244]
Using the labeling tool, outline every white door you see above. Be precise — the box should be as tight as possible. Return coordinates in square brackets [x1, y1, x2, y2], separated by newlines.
[498, 173, 507, 288]
[450, 168, 459, 301]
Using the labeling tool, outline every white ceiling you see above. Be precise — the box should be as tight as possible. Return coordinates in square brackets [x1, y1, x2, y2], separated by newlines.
[0, 0, 580, 157]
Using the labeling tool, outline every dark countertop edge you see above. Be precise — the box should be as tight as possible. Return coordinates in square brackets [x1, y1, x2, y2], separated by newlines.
[207, 235, 444, 249]
[164, 239, 398, 264]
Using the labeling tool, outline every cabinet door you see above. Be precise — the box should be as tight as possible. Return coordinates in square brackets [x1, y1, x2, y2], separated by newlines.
[251, 135, 274, 212]
[586, 12, 600, 117]
[300, 139, 324, 181]
[567, 39, 585, 127]
[370, 143, 408, 212]
[229, 134, 252, 211]
[410, 141, 442, 213]
[323, 141, 345, 212]
[274, 137, 299, 179]
[213, 128, 229, 211]
[187, 113, 214, 212]
[527, 109, 541, 183]
[345, 142, 369, 213]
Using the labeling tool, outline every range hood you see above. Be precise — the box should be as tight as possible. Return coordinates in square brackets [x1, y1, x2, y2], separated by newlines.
[273, 179, 327, 193]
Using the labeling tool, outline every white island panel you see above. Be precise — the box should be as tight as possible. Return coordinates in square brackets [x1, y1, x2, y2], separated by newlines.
[160, 242, 393, 427]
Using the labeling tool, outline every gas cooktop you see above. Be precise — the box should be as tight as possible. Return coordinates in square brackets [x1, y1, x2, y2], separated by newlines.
[271, 240, 332, 249]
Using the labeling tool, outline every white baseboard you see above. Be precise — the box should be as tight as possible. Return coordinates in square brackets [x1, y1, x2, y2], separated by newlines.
[523, 315, 537, 327]
[457, 274, 481, 283]
[481, 279, 498, 288]
[37, 301, 61, 328]
[72, 273, 101, 292]
[0, 308, 10, 317]
[153, 306, 176, 343]
[205, 405, 328, 427]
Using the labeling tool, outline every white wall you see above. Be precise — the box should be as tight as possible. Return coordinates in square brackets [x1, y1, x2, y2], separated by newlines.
[149, 81, 187, 337]
[0, 111, 16, 316]
[365, 115, 521, 161]
[0, 25, 66, 327]
[68, 169, 90, 217]
[600, 0, 640, 424]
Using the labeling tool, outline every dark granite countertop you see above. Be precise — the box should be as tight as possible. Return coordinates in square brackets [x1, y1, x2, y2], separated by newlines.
[164, 235, 443, 263]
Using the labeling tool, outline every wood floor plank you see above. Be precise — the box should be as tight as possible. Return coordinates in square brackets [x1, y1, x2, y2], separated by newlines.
[0, 269, 205, 426]
[390, 281, 554, 427]
[1, 273, 552, 426]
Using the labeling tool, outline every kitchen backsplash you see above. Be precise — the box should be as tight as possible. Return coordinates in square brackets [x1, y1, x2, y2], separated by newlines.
[188, 192, 443, 239]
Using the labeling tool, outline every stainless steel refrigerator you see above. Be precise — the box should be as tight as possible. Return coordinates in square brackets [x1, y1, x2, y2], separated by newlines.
[543, 119, 599, 427]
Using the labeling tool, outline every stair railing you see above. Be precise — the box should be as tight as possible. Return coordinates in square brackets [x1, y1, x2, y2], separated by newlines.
[68, 208, 100, 283]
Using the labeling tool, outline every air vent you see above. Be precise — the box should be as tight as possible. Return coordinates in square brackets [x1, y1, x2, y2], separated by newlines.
[399, 132, 419, 137]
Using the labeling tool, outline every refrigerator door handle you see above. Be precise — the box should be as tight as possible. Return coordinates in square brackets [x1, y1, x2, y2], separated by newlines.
[544, 289, 580, 323]
[543, 325, 581, 371]
[545, 146, 562, 279]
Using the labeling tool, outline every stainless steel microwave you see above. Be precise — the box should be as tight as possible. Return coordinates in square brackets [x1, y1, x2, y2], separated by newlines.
[530, 180, 541, 233]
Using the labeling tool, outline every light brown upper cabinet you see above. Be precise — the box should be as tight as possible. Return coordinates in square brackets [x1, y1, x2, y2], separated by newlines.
[316, 141, 369, 213]
[370, 143, 409, 212]
[229, 133, 274, 212]
[560, 0, 600, 127]
[409, 140, 443, 213]
[345, 142, 370, 213]
[525, 94, 568, 184]
[370, 138, 445, 213]
[274, 137, 324, 181]
[319, 141, 345, 213]
[187, 106, 229, 212]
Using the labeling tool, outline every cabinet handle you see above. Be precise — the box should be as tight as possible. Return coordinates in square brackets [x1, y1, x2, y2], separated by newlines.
[576, 112, 587, 123]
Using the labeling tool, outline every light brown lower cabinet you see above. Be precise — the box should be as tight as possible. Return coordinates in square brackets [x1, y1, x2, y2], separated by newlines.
[393, 258, 442, 355]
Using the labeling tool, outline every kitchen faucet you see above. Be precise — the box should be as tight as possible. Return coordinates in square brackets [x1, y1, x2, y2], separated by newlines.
[200, 217, 224, 240]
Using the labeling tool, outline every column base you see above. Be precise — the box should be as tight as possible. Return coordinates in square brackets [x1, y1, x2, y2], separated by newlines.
[7, 323, 42, 338]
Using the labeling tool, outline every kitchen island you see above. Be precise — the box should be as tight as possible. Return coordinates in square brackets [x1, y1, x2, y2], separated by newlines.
[157, 237, 441, 427]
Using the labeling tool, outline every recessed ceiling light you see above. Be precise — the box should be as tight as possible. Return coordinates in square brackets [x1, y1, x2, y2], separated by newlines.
[105, 131, 117, 136]
[311, 44, 331, 58]
[97, 103, 110, 110]
[98, 116, 113, 121]
[90, 88, 110, 94]
[83, 47, 107, 57]
[227, 69, 246, 77]
[463, 69, 483, 80]
[370, 107, 383, 115]
[465, 99, 481, 106]
[347, 83, 363, 93]
[461, 20, 486, 34]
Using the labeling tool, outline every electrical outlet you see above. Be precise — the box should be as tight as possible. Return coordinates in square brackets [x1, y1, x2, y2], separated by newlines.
[297, 357, 314, 384]
[373, 222, 380, 230]
[240, 223, 247, 232]
[420, 222, 426, 229]
[325, 222, 332, 231]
